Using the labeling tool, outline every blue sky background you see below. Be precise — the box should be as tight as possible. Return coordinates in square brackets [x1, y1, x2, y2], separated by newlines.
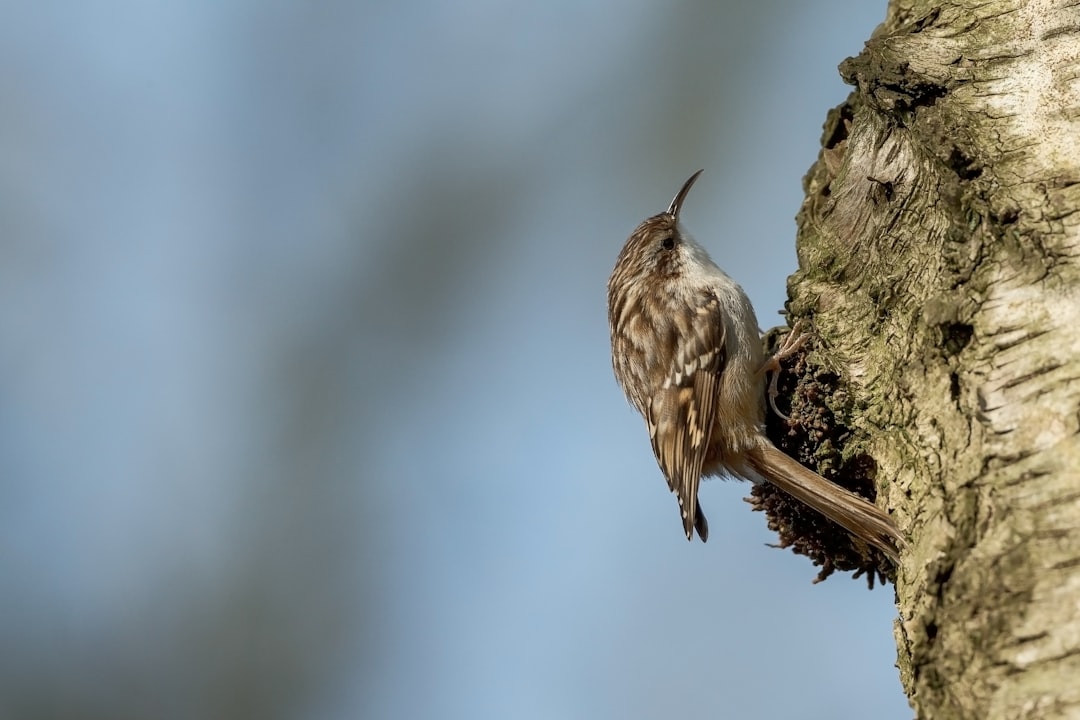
[0, 2, 912, 718]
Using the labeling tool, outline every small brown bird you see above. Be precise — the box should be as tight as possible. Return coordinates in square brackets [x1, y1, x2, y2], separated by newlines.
[607, 170, 903, 560]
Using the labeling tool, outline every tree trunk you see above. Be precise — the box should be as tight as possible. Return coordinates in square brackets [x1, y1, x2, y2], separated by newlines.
[790, 1, 1080, 717]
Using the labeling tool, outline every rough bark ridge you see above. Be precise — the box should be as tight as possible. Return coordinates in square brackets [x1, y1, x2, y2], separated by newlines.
[790, 1, 1080, 717]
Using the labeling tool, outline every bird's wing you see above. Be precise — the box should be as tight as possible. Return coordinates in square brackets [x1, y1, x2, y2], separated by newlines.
[645, 291, 727, 541]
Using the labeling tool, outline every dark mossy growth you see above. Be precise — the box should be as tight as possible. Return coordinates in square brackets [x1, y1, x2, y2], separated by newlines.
[751, 327, 897, 587]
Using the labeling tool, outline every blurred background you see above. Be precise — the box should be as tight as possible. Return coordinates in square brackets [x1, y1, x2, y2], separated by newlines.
[0, 1, 910, 719]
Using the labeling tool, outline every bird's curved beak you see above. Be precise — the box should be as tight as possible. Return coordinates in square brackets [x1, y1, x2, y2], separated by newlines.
[667, 169, 704, 220]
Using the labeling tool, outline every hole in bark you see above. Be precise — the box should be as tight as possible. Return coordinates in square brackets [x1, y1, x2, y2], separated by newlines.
[911, 7, 941, 32]
[823, 103, 854, 149]
[950, 372, 961, 402]
[995, 206, 1019, 225]
[942, 322, 973, 356]
[866, 176, 895, 203]
[948, 147, 982, 180]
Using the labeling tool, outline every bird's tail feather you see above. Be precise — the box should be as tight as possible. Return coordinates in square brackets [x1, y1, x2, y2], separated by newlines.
[748, 444, 905, 561]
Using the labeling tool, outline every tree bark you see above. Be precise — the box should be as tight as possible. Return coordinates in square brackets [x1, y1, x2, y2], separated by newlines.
[791, 1, 1080, 717]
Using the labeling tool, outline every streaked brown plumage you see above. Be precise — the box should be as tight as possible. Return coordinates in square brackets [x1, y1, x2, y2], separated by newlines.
[607, 170, 904, 560]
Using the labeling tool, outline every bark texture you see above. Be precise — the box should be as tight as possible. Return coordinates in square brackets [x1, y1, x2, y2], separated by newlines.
[791, 1, 1080, 717]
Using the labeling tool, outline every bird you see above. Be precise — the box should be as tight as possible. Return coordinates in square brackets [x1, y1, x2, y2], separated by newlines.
[607, 170, 904, 560]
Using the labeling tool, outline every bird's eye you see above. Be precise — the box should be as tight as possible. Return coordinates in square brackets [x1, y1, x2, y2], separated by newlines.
[661, 237, 675, 250]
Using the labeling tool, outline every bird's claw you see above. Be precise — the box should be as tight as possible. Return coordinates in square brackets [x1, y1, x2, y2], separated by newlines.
[762, 320, 810, 421]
